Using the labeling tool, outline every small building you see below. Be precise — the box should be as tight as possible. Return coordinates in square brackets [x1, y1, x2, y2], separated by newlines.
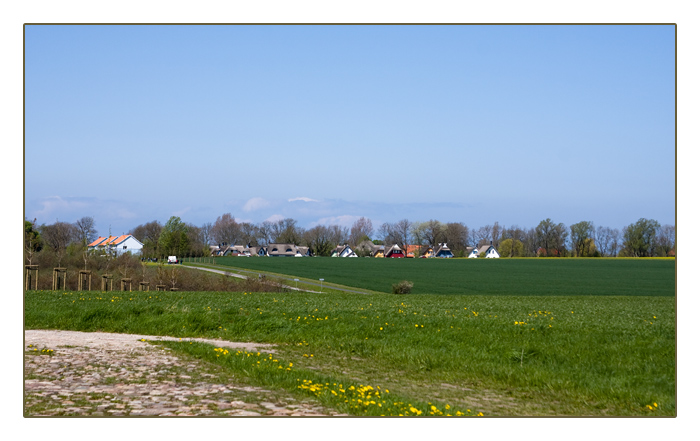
[296, 246, 312, 257]
[225, 245, 252, 257]
[467, 246, 479, 258]
[434, 243, 454, 258]
[419, 246, 434, 258]
[265, 244, 309, 257]
[385, 244, 405, 258]
[373, 246, 385, 258]
[247, 246, 267, 257]
[89, 235, 143, 255]
[477, 243, 500, 258]
[405, 244, 422, 258]
[267, 244, 299, 257]
[331, 245, 358, 257]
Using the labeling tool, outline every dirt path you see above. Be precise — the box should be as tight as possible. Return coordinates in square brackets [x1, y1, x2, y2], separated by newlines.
[183, 263, 372, 295]
[24, 330, 345, 417]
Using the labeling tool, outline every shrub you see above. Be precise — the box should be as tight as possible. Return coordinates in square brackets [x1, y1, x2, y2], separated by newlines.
[392, 280, 413, 294]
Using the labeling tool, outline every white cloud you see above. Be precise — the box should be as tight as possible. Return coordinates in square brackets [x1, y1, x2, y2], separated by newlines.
[243, 197, 271, 212]
[288, 197, 320, 203]
[33, 196, 89, 218]
[265, 214, 285, 223]
[172, 207, 191, 217]
[311, 215, 362, 229]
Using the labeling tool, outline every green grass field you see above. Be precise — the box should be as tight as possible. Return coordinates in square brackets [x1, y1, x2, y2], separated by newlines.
[206, 257, 675, 296]
[25, 289, 675, 416]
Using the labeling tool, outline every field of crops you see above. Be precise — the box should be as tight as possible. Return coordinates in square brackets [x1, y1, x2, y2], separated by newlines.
[25, 289, 676, 416]
[207, 257, 675, 296]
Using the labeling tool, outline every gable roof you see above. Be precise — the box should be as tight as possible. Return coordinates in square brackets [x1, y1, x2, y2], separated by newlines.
[386, 244, 404, 255]
[268, 243, 299, 256]
[110, 235, 133, 245]
[88, 237, 109, 247]
[90, 235, 142, 247]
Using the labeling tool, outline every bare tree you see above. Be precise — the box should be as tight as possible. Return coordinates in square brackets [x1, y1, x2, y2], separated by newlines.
[211, 213, 240, 247]
[523, 228, 538, 257]
[610, 228, 621, 257]
[656, 224, 676, 256]
[535, 218, 568, 256]
[381, 219, 412, 252]
[75, 216, 97, 245]
[502, 225, 526, 243]
[349, 217, 374, 246]
[267, 218, 305, 245]
[423, 220, 447, 246]
[200, 222, 213, 246]
[186, 223, 204, 256]
[130, 220, 162, 256]
[490, 222, 503, 249]
[303, 225, 337, 256]
[475, 225, 492, 247]
[410, 222, 428, 246]
[239, 222, 260, 247]
[256, 221, 273, 246]
[41, 221, 79, 266]
[444, 222, 469, 254]
[595, 226, 613, 257]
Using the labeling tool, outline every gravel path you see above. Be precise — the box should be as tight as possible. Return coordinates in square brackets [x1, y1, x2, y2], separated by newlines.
[24, 330, 345, 417]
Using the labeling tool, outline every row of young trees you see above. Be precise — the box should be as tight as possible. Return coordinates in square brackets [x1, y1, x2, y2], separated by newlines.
[25, 214, 676, 262]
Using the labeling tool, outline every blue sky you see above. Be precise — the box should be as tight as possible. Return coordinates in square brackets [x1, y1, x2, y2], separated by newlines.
[24, 24, 675, 236]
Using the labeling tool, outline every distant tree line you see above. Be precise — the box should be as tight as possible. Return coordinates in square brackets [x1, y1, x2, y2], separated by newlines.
[25, 214, 675, 263]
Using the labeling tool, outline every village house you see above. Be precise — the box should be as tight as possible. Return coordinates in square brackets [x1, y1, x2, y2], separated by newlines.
[355, 240, 385, 257]
[88, 235, 143, 255]
[434, 243, 454, 258]
[477, 242, 500, 258]
[267, 244, 310, 257]
[331, 245, 358, 257]
[418, 245, 434, 258]
[405, 244, 422, 258]
[384, 244, 405, 258]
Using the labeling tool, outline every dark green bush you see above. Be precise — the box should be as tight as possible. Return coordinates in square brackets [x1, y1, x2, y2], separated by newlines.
[391, 280, 413, 294]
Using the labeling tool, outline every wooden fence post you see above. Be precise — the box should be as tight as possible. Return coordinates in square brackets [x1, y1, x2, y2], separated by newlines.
[101, 274, 113, 292]
[78, 270, 92, 291]
[52, 268, 67, 290]
[25, 265, 39, 290]
[121, 278, 132, 292]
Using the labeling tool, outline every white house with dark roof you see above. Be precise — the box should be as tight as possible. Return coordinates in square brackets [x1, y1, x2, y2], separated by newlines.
[434, 243, 454, 258]
[477, 243, 500, 258]
[331, 245, 357, 257]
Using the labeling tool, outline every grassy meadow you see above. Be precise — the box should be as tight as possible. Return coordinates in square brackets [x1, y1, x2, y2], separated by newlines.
[25, 289, 675, 416]
[205, 256, 675, 296]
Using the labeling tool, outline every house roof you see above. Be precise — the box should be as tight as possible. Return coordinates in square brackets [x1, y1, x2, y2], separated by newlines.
[268, 243, 299, 256]
[405, 244, 422, 255]
[89, 235, 142, 248]
[386, 244, 404, 254]
[110, 235, 131, 245]
[88, 237, 109, 247]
